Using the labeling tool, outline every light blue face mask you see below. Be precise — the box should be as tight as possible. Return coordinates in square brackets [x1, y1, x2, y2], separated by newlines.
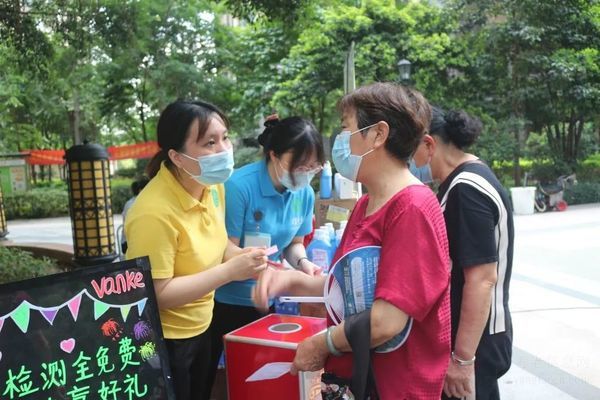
[331, 123, 378, 182]
[180, 148, 235, 185]
[277, 160, 318, 192]
[409, 158, 433, 184]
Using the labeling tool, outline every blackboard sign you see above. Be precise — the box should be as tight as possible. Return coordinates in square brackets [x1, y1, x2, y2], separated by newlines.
[0, 257, 175, 400]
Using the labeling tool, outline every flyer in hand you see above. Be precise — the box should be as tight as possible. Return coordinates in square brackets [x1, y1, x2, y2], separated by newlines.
[324, 245, 413, 353]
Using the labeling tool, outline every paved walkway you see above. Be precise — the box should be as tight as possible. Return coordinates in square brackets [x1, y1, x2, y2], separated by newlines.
[4, 215, 123, 246]
[499, 204, 600, 400]
[4, 205, 600, 399]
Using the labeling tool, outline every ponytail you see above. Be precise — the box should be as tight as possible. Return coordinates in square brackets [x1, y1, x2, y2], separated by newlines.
[146, 149, 168, 178]
[257, 113, 280, 151]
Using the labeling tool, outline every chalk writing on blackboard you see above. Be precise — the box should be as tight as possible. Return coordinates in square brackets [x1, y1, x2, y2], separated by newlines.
[0, 257, 174, 400]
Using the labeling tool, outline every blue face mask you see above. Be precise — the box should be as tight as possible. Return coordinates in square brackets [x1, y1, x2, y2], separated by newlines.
[409, 158, 433, 184]
[180, 148, 235, 185]
[331, 123, 377, 182]
[277, 160, 318, 192]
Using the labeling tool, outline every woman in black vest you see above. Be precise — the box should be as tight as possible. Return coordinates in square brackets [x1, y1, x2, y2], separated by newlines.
[412, 107, 514, 400]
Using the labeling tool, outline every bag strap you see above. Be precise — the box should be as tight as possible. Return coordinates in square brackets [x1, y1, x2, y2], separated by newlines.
[344, 309, 379, 400]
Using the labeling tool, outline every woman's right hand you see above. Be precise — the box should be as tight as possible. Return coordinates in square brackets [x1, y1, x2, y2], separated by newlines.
[225, 247, 268, 282]
[252, 267, 295, 311]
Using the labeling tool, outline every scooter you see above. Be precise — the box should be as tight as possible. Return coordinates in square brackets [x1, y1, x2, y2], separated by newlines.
[533, 174, 577, 213]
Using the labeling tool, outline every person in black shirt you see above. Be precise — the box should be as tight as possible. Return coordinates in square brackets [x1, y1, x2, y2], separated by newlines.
[412, 107, 513, 400]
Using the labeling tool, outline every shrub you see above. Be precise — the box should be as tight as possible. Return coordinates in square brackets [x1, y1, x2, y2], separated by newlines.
[113, 167, 137, 179]
[578, 154, 600, 183]
[31, 179, 68, 190]
[564, 183, 600, 205]
[582, 153, 600, 168]
[0, 246, 60, 284]
[136, 158, 149, 176]
[4, 189, 69, 219]
[576, 164, 600, 183]
[5, 177, 134, 219]
[234, 146, 261, 169]
[530, 161, 571, 184]
[111, 179, 134, 214]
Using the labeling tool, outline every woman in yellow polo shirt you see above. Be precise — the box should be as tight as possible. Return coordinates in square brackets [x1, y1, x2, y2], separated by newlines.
[126, 100, 268, 400]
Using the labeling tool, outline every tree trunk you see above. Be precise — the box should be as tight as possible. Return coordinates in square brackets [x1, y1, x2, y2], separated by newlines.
[512, 143, 521, 186]
[31, 165, 37, 185]
[140, 106, 147, 142]
[139, 66, 149, 142]
[317, 95, 331, 161]
[509, 47, 524, 186]
[318, 96, 326, 135]
[309, 103, 317, 126]
[545, 115, 584, 168]
[73, 90, 82, 145]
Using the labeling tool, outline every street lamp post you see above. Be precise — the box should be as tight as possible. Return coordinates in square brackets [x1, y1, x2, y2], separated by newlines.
[397, 59, 411, 85]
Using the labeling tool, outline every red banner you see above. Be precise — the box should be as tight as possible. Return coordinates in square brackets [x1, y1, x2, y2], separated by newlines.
[26, 150, 66, 165]
[24, 142, 160, 165]
[107, 141, 159, 161]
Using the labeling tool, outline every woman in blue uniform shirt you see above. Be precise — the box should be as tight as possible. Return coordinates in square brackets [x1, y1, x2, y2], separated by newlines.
[204, 115, 325, 398]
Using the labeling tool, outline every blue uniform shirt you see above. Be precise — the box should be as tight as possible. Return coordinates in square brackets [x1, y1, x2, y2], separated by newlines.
[215, 159, 315, 306]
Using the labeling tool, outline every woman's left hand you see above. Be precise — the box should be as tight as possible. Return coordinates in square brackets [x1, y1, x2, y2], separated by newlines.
[443, 361, 474, 398]
[300, 260, 322, 276]
[290, 333, 329, 375]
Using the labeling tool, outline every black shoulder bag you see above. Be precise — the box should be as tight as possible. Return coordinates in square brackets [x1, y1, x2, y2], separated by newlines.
[321, 309, 379, 400]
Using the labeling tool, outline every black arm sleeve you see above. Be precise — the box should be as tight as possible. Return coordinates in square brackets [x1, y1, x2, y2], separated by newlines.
[444, 183, 498, 269]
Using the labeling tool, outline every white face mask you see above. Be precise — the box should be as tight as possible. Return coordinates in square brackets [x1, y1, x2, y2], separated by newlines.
[276, 160, 318, 191]
[331, 123, 378, 182]
[179, 148, 235, 185]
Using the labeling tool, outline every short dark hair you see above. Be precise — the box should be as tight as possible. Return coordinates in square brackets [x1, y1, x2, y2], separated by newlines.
[338, 82, 431, 161]
[430, 107, 482, 150]
[146, 100, 229, 178]
[257, 116, 325, 184]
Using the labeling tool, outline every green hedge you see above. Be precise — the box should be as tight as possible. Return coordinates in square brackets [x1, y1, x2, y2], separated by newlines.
[4, 189, 70, 219]
[5, 179, 134, 219]
[564, 183, 600, 205]
[31, 179, 68, 190]
[111, 179, 134, 214]
[0, 246, 60, 284]
[113, 167, 137, 178]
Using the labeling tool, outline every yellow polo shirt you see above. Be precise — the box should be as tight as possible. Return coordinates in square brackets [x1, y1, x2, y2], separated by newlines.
[125, 163, 227, 339]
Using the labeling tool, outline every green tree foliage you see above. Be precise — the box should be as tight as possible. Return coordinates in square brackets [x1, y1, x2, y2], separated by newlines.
[0, 0, 597, 188]
[221, 0, 312, 22]
[272, 0, 462, 137]
[451, 0, 600, 180]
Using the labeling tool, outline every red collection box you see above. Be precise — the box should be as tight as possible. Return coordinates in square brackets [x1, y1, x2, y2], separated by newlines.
[224, 314, 327, 400]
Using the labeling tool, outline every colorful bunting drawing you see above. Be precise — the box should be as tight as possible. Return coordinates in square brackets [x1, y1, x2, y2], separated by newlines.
[94, 301, 111, 320]
[0, 289, 148, 335]
[121, 305, 132, 322]
[40, 308, 59, 325]
[11, 301, 31, 333]
[68, 292, 82, 321]
[137, 298, 147, 316]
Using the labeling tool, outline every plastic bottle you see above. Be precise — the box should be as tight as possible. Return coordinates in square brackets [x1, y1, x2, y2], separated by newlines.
[306, 229, 334, 272]
[320, 161, 333, 199]
[340, 220, 348, 232]
[335, 229, 344, 247]
[324, 223, 335, 241]
[334, 173, 342, 199]
[320, 225, 335, 251]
